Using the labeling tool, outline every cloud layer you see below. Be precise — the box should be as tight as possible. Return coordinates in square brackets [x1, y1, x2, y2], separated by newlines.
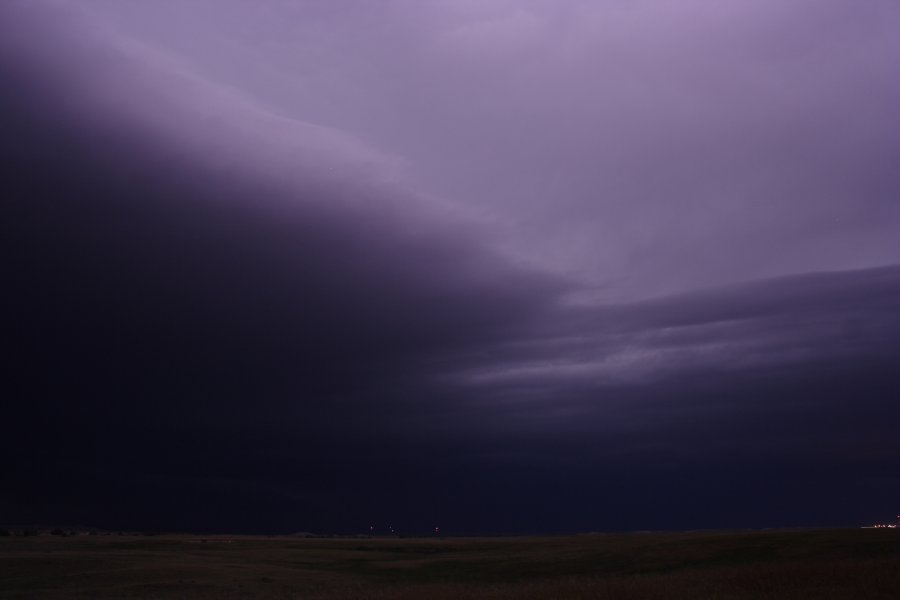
[3, 0, 899, 533]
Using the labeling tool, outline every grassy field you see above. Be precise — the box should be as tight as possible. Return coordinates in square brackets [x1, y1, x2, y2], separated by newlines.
[1, 529, 899, 599]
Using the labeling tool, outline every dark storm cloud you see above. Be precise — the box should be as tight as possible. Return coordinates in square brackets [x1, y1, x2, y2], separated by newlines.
[0, 1, 569, 531]
[3, 1, 900, 534]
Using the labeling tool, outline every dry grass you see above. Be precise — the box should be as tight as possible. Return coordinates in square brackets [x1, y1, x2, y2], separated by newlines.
[1, 529, 898, 599]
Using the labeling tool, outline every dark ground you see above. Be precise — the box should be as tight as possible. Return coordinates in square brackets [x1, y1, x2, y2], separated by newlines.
[1, 528, 898, 599]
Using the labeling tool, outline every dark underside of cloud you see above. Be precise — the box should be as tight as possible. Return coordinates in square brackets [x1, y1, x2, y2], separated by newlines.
[3, 3, 900, 534]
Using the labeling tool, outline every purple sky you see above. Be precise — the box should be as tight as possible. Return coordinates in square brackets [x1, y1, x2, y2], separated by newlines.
[3, 0, 900, 533]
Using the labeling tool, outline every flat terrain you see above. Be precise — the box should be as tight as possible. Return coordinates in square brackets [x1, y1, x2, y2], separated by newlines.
[1, 529, 899, 599]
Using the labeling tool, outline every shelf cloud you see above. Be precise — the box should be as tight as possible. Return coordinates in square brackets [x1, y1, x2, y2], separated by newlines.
[3, 0, 899, 533]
